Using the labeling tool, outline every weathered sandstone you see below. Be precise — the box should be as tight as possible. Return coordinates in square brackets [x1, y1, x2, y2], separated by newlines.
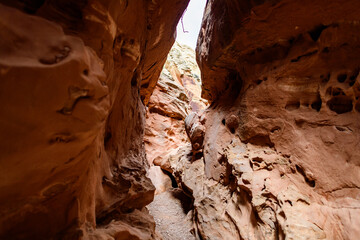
[145, 42, 207, 173]
[183, 0, 360, 239]
[2, 0, 360, 239]
[144, 43, 207, 239]
[0, 1, 189, 239]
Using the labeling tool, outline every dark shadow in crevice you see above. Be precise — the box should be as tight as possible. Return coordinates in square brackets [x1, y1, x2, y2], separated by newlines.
[308, 24, 328, 42]
[311, 94, 322, 112]
[161, 169, 178, 188]
[327, 96, 353, 114]
[295, 164, 315, 187]
[169, 188, 194, 214]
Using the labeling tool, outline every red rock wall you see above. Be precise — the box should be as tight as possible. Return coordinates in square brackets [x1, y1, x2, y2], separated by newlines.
[192, 0, 360, 239]
[0, 0, 188, 239]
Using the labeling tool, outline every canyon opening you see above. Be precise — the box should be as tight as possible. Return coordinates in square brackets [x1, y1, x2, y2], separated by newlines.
[0, 1, 360, 240]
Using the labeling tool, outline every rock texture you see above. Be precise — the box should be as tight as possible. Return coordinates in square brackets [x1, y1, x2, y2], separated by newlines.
[169, 0, 360, 239]
[144, 43, 207, 239]
[147, 190, 195, 240]
[0, 1, 189, 239]
[2, 0, 360, 239]
[145, 42, 207, 171]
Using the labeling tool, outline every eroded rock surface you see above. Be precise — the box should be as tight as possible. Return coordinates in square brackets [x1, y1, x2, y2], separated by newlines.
[147, 190, 195, 240]
[169, 0, 360, 239]
[145, 43, 207, 239]
[145, 42, 207, 172]
[2, 0, 359, 239]
[0, 1, 189, 239]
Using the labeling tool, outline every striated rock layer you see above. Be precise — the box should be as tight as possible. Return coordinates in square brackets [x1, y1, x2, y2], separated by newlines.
[177, 0, 360, 239]
[0, 0, 188, 239]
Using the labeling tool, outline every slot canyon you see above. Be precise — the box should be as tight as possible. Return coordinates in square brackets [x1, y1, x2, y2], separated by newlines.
[0, 0, 360, 239]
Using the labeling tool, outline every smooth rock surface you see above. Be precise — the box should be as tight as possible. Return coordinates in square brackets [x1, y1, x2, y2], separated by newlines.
[0, 1, 189, 239]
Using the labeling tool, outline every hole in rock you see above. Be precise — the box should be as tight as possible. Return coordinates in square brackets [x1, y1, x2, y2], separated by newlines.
[337, 73, 347, 83]
[308, 24, 327, 41]
[193, 151, 203, 160]
[335, 126, 348, 132]
[169, 189, 194, 214]
[322, 47, 329, 53]
[311, 94, 322, 112]
[295, 165, 316, 188]
[161, 169, 178, 188]
[104, 130, 112, 146]
[327, 96, 353, 114]
[349, 69, 359, 86]
[311, 101, 322, 111]
[131, 74, 137, 86]
[327, 87, 345, 97]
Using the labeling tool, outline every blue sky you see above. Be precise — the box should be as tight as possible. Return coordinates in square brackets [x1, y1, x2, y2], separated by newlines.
[176, 0, 207, 50]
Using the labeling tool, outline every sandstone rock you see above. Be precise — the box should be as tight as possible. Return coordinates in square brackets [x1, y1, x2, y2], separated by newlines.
[144, 43, 208, 239]
[147, 166, 172, 195]
[185, 112, 205, 151]
[2, 0, 359, 239]
[0, 0, 189, 239]
[145, 42, 207, 170]
[165, 42, 208, 112]
[179, 0, 360, 239]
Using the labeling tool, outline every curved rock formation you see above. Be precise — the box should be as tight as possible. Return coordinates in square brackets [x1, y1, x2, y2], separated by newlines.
[2, 0, 360, 239]
[0, 1, 189, 239]
[185, 0, 360, 239]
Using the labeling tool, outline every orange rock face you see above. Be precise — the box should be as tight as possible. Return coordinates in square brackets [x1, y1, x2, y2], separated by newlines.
[187, 0, 360, 239]
[145, 43, 207, 172]
[0, 1, 188, 239]
[2, 0, 360, 239]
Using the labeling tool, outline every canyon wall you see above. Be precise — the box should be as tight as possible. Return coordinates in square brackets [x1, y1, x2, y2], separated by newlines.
[1, 0, 360, 239]
[0, 1, 189, 239]
[145, 42, 206, 173]
[144, 42, 207, 240]
[171, 0, 360, 239]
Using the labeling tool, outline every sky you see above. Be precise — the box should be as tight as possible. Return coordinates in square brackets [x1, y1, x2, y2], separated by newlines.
[176, 0, 207, 50]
